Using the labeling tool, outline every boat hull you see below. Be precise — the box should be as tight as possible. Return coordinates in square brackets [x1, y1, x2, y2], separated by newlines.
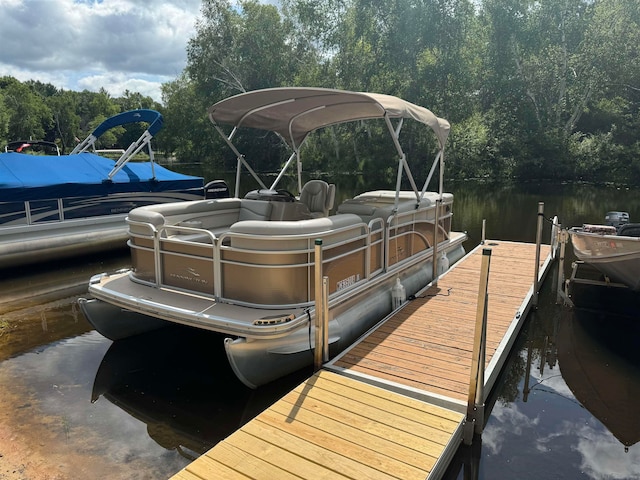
[225, 246, 466, 387]
[0, 190, 203, 269]
[78, 296, 170, 341]
[569, 230, 640, 290]
[82, 239, 466, 387]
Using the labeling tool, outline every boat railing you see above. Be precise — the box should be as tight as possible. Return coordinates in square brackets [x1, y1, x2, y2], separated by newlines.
[385, 207, 452, 272]
[126, 201, 453, 309]
[127, 215, 371, 308]
[216, 220, 370, 308]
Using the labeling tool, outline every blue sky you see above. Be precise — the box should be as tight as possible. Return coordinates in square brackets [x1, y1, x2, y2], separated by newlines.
[0, 0, 203, 102]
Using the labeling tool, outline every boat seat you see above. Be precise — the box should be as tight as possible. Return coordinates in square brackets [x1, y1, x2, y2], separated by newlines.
[618, 223, 640, 237]
[299, 180, 335, 218]
[338, 191, 453, 225]
[229, 214, 363, 251]
[127, 198, 273, 243]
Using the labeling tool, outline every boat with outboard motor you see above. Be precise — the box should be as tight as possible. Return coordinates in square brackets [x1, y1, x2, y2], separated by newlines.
[569, 211, 640, 291]
[0, 109, 206, 269]
[79, 87, 467, 388]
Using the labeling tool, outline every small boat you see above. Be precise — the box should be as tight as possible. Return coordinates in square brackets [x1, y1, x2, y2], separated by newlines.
[5, 140, 60, 155]
[79, 88, 467, 388]
[569, 211, 640, 291]
[0, 109, 206, 269]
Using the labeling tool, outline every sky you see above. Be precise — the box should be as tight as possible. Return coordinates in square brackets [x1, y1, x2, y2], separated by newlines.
[0, 0, 203, 103]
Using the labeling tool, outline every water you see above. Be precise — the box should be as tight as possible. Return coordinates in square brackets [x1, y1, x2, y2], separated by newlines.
[1, 181, 639, 479]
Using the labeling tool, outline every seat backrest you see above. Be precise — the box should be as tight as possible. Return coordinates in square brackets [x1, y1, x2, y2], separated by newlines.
[299, 180, 336, 217]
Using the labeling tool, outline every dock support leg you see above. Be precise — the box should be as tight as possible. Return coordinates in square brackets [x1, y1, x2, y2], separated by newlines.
[533, 202, 544, 306]
[555, 229, 573, 306]
[432, 199, 441, 286]
[314, 239, 325, 371]
[464, 248, 491, 445]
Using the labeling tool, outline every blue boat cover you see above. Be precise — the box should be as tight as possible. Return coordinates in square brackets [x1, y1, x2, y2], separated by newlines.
[0, 152, 203, 202]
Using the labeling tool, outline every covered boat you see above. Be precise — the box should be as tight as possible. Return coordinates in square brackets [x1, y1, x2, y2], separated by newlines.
[569, 211, 640, 291]
[0, 110, 205, 268]
[79, 88, 467, 388]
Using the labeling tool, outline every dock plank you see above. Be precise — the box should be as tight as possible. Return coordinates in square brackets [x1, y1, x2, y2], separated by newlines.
[170, 240, 553, 480]
[330, 241, 550, 404]
[171, 371, 464, 480]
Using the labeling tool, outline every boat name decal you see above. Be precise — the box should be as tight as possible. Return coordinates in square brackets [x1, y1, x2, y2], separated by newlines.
[336, 274, 360, 291]
[169, 267, 208, 285]
[593, 240, 618, 249]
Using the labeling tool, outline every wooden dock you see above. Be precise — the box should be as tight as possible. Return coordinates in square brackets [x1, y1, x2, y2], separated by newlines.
[171, 240, 553, 480]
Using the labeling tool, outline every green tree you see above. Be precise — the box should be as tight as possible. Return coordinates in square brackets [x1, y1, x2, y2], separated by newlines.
[46, 90, 80, 153]
[0, 76, 53, 142]
[180, 0, 300, 171]
[161, 74, 220, 165]
[0, 90, 10, 145]
[187, 0, 297, 99]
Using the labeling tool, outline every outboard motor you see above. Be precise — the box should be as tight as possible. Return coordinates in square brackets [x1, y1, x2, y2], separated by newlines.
[204, 180, 230, 199]
[604, 211, 629, 231]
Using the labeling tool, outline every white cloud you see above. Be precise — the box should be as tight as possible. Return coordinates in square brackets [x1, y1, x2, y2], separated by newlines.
[0, 0, 201, 102]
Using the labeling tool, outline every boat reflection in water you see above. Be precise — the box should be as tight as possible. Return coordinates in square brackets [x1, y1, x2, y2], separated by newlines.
[91, 326, 311, 459]
[557, 308, 640, 451]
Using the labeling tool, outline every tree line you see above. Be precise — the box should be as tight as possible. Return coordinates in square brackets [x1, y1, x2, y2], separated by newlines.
[2, 0, 639, 185]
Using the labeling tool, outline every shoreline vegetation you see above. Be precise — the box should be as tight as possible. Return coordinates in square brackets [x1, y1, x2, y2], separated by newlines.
[2, 0, 639, 186]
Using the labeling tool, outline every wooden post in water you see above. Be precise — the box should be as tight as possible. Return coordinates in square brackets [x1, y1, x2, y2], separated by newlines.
[314, 239, 324, 371]
[555, 229, 573, 306]
[481, 219, 486, 244]
[533, 202, 544, 306]
[464, 247, 491, 445]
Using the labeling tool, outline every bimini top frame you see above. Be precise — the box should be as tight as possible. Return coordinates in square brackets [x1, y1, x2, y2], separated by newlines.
[207, 87, 450, 210]
[71, 109, 164, 181]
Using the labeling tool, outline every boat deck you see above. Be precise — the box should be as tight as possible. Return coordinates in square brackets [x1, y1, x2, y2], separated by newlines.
[170, 240, 553, 480]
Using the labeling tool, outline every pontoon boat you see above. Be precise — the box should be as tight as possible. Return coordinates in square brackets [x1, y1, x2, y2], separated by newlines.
[79, 88, 467, 388]
[0, 110, 205, 268]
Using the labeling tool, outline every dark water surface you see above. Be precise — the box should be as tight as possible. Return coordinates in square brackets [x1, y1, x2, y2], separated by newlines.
[1, 181, 639, 479]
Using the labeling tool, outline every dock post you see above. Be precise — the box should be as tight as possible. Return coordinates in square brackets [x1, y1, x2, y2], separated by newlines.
[432, 199, 441, 286]
[322, 276, 330, 362]
[555, 229, 573, 306]
[463, 248, 491, 445]
[314, 239, 324, 371]
[533, 202, 544, 306]
[481, 219, 486, 244]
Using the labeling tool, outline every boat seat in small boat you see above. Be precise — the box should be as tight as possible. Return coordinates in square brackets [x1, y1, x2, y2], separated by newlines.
[299, 180, 336, 218]
[228, 213, 363, 250]
[582, 224, 617, 235]
[618, 223, 640, 237]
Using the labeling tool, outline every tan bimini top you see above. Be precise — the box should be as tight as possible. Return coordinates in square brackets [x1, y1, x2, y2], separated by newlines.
[208, 87, 450, 150]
